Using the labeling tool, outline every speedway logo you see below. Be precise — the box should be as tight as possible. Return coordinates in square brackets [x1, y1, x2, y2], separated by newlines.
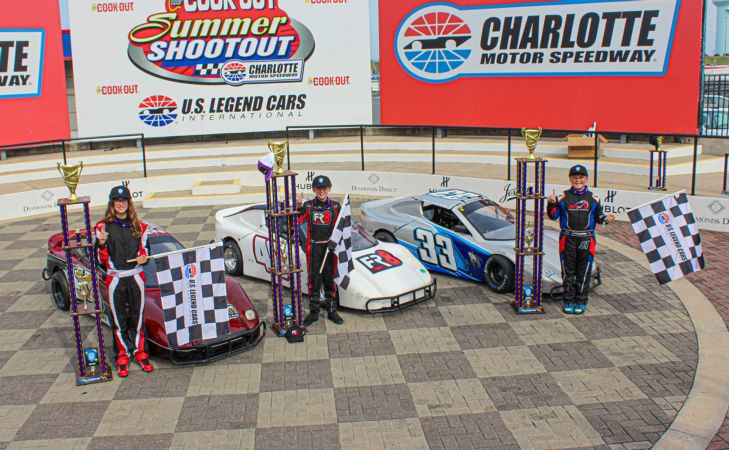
[138, 95, 178, 127]
[127, 0, 314, 85]
[395, 0, 679, 82]
[0, 29, 44, 98]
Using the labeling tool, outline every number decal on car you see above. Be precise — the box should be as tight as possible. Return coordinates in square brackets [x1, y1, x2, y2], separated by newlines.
[414, 229, 457, 271]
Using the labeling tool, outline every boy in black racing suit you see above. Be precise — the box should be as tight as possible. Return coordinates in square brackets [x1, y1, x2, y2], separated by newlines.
[297, 175, 344, 326]
[547, 165, 614, 315]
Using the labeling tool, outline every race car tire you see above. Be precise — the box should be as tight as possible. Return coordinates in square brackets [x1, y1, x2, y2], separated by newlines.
[483, 255, 515, 293]
[223, 239, 243, 276]
[50, 269, 71, 311]
[374, 230, 397, 243]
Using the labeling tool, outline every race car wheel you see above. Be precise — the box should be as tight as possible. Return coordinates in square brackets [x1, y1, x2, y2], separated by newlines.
[374, 230, 397, 243]
[50, 270, 71, 311]
[483, 255, 515, 293]
[223, 240, 243, 276]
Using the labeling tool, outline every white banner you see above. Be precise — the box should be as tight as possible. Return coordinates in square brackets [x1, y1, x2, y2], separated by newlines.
[395, 0, 679, 82]
[68, 0, 372, 137]
[0, 29, 44, 98]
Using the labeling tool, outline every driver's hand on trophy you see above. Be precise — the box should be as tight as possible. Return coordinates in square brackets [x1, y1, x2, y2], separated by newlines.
[296, 193, 303, 207]
[97, 230, 108, 245]
[136, 255, 149, 265]
[606, 214, 616, 224]
[547, 193, 557, 203]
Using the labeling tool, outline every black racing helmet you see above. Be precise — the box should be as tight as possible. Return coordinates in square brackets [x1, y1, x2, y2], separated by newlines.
[312, 175, 332, 188]
[109, 185, 132, 202]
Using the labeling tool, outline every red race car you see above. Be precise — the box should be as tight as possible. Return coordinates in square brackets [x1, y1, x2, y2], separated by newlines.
[43, 224, 265, 364]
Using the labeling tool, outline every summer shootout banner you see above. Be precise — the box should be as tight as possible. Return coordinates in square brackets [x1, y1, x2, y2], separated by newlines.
[379, 0, 703, 134]
[0, 0, 69, 145]
[69, 0, 372, 137]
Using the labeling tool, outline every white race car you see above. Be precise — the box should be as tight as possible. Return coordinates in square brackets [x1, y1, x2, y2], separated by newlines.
[215, 204, 437, 313]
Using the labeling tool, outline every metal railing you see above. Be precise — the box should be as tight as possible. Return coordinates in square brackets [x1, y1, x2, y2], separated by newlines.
[286, 124, 713, 195]
[0, 134, 148, 177]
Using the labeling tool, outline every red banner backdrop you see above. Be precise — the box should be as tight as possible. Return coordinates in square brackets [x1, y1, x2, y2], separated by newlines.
[0, 0, 69, 146]
[379, 0, 703, 134]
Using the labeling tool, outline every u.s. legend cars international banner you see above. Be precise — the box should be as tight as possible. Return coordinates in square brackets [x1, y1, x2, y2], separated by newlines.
[68, 0, 372, 137]
[379, 0, 703, 134]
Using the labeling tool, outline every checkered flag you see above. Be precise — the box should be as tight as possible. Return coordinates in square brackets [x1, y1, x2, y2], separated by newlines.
[328, 194, 354, 289]
[627, 192, 705, 284]
[195, 63, 221, 76]
[155, 245, 230, 347]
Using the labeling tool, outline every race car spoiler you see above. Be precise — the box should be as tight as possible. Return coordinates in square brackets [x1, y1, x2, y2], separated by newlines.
[149, 321, 266, 365]
[365, 279, 437, 314]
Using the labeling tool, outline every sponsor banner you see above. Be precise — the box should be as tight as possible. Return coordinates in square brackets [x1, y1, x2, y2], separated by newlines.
[3, 170, 729, 233]
[379, 0, 703, 134]
[0, 0, 69, 145]
[68, 0, 372, 137]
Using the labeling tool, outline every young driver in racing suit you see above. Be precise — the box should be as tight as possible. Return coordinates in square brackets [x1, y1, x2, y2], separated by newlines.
[297, 175, 344, 326]
[95, 186, 154, 377]
[547, 165, 615, 315]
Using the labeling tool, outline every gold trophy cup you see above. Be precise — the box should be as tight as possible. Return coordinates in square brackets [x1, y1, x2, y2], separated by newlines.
[521, 128, 543, 161]
[524, 222, 535, 248]
[57, 162, 84, 202]
[267, 141, 289, 176]
[652, 135, 664, 151]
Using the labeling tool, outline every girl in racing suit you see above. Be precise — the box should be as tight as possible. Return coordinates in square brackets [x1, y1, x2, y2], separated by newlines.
[95, 185, 153, 377]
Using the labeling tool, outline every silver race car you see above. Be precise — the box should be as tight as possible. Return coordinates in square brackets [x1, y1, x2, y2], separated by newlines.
[360, 189, 600, 294]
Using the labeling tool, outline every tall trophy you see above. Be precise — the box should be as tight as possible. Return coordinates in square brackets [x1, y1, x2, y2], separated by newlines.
[648, 135, 667, 191]
[514, 129, 547, 314]
[56, 162, 113, 385]
[261, 142, 305, 340]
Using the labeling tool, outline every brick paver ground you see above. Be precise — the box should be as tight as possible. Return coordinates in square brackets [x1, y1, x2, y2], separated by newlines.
[0, 204, 706, 449]
[600, 221, 729, 449]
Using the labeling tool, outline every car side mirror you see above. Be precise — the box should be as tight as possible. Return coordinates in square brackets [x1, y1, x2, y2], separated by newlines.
[453, 224, 469, 234]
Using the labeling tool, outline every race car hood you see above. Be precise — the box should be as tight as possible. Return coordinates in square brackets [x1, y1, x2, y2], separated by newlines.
[346, 242, 433, 300]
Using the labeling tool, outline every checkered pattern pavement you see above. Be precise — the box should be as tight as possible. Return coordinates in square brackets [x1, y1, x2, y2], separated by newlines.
[600, 221, 729, 449]
[0, 205, 700, 449]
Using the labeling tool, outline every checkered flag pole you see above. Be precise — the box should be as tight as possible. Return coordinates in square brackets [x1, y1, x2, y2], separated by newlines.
[156, 245, 231, 347]
[327, 194, 354, 289]
[627, 191, 705, 285]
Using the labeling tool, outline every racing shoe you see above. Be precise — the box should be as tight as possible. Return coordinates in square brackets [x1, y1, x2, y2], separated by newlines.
[562, 303, 574, 314]
[136, 358, 154, 373]
[327, 311, 344, 325]
[303, 312, 319, 327]
[573, 304, 586, 315]
[117, 363, 129, 378]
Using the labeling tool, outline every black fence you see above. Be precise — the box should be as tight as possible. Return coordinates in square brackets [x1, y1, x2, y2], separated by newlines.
[286, 124, 717, 196]
[702, 74, 729, 137]
[0, 134, 148, 176]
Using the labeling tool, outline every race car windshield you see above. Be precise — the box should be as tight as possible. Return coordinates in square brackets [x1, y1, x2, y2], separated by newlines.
[143, 235, 186, 288]
[352, 223, 377, 251]
[461, 201, 515, 240]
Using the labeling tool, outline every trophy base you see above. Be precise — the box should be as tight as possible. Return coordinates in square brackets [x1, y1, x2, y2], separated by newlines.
[272, 323, 306, 337]
[512, 301, 545, 315]
[75, 365, 113, 386]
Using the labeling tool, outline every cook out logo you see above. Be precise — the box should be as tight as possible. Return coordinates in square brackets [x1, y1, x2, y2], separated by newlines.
[138, 95, 178, 127]
[127, 0, 315, 85]
[395, 0, 679, 83]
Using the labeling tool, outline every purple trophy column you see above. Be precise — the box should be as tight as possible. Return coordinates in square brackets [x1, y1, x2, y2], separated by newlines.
[534, 161, 545, 307]
[649, 151, 655, 189]
[291, 176, 303, 326]
[84, 203, 107, 374]
[272, 177, 285, 331]
[265, 179, 280, 327]
[662, 152, 668, 190]
[60, 205, 86, 376]
[284, 177, 296, 317]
